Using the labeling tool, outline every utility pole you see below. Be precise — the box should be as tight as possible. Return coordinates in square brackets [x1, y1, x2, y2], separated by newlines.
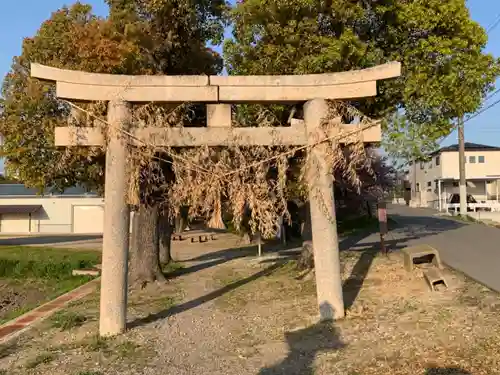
[458, 116, 467, 216]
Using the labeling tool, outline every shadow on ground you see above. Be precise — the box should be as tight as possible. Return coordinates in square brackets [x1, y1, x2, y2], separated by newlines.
[165, 244, 260, 279]
[389, 213, 467, 237]
[168, 212, 468, 317]
[129, 261, 287, 329]
[425, 368, 471, 374]
[258, 303, 345, 375]
[0, 341, 19, 359]
[167, 240, 304, 280]
[181, 239, 303, 263]
[153, 209, 472, 328]
[341, 232, 430, 310]
[0, 234, 103, 246]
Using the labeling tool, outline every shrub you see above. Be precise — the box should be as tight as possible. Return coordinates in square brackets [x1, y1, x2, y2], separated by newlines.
[50, 311, 87, 331]
[0, 258, 96, 279]
[25, 353, 55, 369]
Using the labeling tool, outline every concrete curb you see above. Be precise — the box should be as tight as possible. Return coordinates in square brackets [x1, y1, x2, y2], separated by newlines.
[0, 278, 100, 343]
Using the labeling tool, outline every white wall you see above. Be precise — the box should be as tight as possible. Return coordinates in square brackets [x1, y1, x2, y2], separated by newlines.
[411, 154, 443, 206]
[441, 151, 500, 179]
[0, 197, 136, 234]
[0, 197, 104, 234]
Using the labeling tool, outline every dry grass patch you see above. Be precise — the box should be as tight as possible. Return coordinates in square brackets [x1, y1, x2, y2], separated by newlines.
[208, 251, 500, 375]
[25, 352, 56, 370]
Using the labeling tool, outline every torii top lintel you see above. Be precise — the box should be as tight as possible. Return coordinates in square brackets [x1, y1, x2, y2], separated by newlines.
[30, 62, 401, 103]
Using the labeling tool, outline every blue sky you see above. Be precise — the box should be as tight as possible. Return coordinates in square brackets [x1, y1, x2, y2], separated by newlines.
[0, 0, 499, 151]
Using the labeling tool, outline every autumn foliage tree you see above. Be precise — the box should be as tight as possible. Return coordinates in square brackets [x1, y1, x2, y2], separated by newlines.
[0, 0, 228, 284]
[0, 4, 133, 193]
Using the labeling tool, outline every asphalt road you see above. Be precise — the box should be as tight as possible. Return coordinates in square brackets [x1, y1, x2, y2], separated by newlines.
[353, 204, 500, 292]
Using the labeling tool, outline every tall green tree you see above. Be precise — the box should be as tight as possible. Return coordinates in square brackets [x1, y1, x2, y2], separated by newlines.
[105, 0, 228, 283]
[225, 0, 500, 159]
[382, 112, 441, 168]
[106, 0, 226, 74]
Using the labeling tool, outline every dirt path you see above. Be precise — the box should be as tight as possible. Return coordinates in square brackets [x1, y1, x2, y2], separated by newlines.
[0, 232, 310, 375]
[132, 234, 300, 375]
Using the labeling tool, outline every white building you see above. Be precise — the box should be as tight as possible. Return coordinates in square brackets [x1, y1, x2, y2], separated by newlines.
[409, 143, 500, 210]
[0, 184, 104, 234]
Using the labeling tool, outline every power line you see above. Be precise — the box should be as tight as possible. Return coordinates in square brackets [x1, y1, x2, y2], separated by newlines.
[438, 94, 500, 145]
[461, 80, 500, 122]
[487, 13, 500, 34]
[485, 87, 500, 102]
[464, 96, 500, 124]
[437, 13, 500, 145]
[437, 82, 500, 144]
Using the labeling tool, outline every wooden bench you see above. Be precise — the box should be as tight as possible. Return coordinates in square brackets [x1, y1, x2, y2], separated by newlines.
[401, 244, 442, 272]
[172, 230, 217, 242]
[423, 268, 448, 291]
[190, 234, 217, 243]
[72, 268, 100, 277]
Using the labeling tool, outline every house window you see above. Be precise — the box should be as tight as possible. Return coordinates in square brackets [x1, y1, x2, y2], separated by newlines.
[435, 156, 440, 166]
[416, 183, 420, 192]
[427, 181, 432, 187]
[478, 155, 485, 163]
[469, 156, 476, 163]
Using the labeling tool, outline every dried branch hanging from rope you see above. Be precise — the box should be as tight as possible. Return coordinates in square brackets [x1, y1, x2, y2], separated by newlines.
[63, 99, 379, 238]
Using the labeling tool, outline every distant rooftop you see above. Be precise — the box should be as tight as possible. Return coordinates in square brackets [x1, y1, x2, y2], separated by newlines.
[432, 142, 500, 155]
[0, 184, 97, 197]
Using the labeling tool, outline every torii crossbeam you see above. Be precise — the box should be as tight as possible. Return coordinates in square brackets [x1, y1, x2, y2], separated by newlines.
[31, 61, 401, 336]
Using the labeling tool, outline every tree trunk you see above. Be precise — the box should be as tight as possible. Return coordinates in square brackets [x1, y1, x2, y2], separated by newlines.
[281, 200, 303, 242]
[129, 204, 166, 286]
[175, 205, 190, 233]
[297, 240, 314, 270]
[240, 202, 252, 242]
[208, 196, 226, 230]
[158, 212, 173, 265]
[297, 202, 314, 270]
[300, 201, 312, 242]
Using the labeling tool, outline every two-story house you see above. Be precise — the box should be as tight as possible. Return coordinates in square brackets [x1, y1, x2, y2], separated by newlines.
[409, 142, 500, 210]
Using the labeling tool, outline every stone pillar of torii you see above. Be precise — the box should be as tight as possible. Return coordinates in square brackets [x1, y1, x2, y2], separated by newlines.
[31, 62, 401, 336]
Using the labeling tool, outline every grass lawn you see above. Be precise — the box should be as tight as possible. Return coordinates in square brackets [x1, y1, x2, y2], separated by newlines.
[0, 246, 101, 324]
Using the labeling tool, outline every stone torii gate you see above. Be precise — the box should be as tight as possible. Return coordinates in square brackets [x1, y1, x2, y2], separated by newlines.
[31, 62, 401, 336]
